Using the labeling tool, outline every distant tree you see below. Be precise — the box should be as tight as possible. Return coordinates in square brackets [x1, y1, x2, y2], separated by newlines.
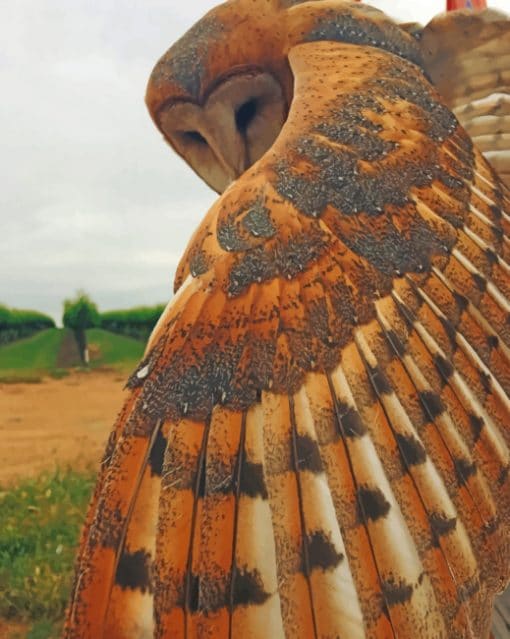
[62, 292, 100, 364]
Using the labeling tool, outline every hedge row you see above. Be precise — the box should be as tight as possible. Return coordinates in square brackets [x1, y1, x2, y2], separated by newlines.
[0, 304, 56, 345]
[99, 305, 166, 341]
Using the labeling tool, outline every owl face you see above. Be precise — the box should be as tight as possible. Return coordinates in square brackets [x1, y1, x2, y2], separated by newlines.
[145, 0, 294, 193]
[157, 70, 287, 193]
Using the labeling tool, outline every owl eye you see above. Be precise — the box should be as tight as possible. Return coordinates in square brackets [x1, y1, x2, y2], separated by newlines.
[235, 98, 258, 133]
[184, 130, 207, 144]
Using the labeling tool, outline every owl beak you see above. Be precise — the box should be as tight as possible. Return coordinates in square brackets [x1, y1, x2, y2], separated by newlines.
[204, 105, 247, 184]
[209, 129, 246, 183]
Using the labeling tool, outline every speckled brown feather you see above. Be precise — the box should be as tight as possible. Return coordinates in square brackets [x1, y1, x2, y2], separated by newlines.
[65, 2, 510, 637]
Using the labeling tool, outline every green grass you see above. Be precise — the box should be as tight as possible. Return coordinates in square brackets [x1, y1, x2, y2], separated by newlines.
[87, 328, 144, 368]
[0, 328, 144, 381]
[0, 470, 96, 639]
[0, 330, 63, 381]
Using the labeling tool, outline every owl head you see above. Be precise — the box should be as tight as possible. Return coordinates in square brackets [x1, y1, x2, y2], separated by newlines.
[145, 0, 420, 193]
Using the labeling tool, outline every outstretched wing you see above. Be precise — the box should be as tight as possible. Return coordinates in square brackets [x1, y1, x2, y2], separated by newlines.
[65, 38, 510, 639]
[420, 9, 510, 187]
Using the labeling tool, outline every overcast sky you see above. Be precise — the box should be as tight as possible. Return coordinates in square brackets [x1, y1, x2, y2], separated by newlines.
[2, 0, 509, 323]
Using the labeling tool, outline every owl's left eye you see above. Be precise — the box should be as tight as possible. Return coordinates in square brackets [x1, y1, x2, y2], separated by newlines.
[235, 98, 258, 133]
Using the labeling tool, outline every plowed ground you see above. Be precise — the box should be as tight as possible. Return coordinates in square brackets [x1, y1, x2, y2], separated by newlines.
[0, 371, 128, 486]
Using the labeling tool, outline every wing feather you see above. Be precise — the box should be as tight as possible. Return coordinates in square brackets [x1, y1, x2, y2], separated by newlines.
[65, 394, 162, 639]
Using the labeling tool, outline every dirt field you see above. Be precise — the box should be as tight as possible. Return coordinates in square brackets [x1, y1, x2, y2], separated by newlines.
[0, 370, 129, 486]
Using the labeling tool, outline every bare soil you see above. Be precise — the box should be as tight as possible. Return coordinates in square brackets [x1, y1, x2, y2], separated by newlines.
[0, 619, 28, 639]
[0, 370, 129, 486]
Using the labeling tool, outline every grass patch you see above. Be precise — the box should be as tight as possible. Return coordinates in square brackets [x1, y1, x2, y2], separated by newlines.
[0, 330, 63, 374]
[87, 328, 144, 369]
[0, 469, 96, 638]
[0, 328, 143, 382]
[0, 372, 44, 384]
[27, 619, 59, 639]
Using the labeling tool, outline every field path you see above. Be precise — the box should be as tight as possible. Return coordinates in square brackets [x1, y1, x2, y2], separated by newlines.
[55, 329, 82, 368]
[0, 371, 128, 486]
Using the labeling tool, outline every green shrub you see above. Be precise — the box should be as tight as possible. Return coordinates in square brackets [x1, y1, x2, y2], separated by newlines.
[100, 304, 165, 341]
[62, 292, 100, 363]
[0, 305, 55, 345]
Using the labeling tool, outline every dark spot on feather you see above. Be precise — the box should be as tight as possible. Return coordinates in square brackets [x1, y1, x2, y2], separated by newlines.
[419, 390, 444, 419]
[492, 226, 504, 242]
[306, 531, 344, 572]
[338, 402, 367, 438]
[472, 272, 487, 292]
[218, 218, 250, 252]
[232, 567, 270, 607]
[149, 428, 167, 477]
[490, 204, 502, 220]
[228, 246, 276, 296]
[439, 316, 457, 349]
[444, 212, 463, 229]
[479, 370, 491, 394]
[358, 486, 391, 522]
[382, 577, 413, 606]
[458, 576, 480, 602]
[368, 365, 393, 395]
[485, 248, 498, 265]
[434, 353, 454, 379]
[189, 249, 209, 277]
[469, 414, 484, 441]
[296, 434, 323, 473]
[116, 549, 152, 593]
[429, 512, 457, 537]
[242, 200, 276, 238]
[487, 335, 499, 350]
[453, 292, 469, 312]
[499, 465, 509, 486]
[453, 458, 476, 486]
[395, 433, 427, 466]
[240, 460, 268, 499]
[187, 574, 200, 613]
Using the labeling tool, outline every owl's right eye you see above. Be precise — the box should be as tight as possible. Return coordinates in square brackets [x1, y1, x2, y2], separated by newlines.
[183, 130, 207, 144]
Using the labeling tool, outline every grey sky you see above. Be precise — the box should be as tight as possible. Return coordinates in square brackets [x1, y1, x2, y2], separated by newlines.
[1, 0, 509, 323]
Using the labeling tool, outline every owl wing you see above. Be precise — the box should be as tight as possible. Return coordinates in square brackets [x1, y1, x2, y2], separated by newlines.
[65, 40, 510, 639]
[420, 9, 510, 188]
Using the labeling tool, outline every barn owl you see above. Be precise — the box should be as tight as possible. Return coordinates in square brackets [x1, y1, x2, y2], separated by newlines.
[65, 1, 510, 638]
